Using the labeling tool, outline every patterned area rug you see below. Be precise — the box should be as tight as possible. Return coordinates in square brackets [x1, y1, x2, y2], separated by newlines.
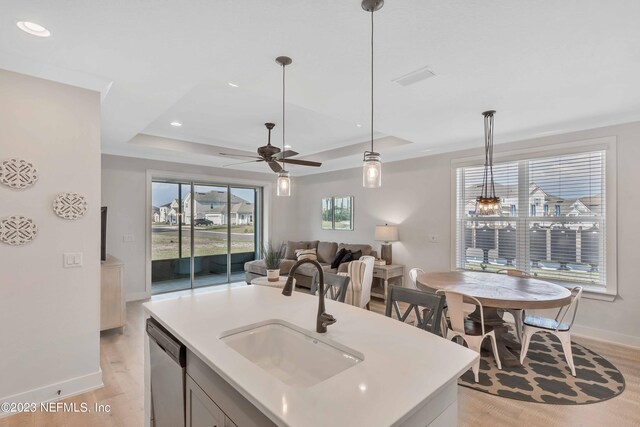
[457, 328, 625, 404]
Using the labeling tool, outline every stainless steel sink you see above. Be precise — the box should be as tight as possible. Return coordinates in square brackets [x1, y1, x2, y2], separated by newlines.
[220, 319, 363, 387]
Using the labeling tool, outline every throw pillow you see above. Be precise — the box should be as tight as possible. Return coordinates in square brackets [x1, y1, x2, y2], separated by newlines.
[339, 250, 354, 265]
[351, 250, 362, 260]
[295, 248, 318, 261]
[331, 248, 347, 269]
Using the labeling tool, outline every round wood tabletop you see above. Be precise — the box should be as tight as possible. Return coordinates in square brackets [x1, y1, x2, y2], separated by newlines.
[416, 271, 572, 309]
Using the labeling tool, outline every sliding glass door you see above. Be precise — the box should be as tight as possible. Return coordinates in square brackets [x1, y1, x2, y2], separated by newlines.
[151, 180, 261, 294]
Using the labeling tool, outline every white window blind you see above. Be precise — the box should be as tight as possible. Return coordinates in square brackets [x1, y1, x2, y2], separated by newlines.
[456, 150, 606, 287]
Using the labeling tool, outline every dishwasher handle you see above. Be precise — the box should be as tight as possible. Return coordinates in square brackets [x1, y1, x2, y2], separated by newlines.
[147, 317, 186, 367]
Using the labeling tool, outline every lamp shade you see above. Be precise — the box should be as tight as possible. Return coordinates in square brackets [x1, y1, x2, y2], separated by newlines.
[375, 224, 398, 242]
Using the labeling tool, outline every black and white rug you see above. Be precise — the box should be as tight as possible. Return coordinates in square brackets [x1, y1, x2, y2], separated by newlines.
[457, 329, 625, 404]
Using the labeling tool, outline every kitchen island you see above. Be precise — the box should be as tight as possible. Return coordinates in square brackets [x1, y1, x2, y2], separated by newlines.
[143, 285, 477, 427]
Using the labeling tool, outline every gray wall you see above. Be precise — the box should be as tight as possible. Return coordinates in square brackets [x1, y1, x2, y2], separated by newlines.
[0, 70, 102, 403]
[290, 121, 640, 347]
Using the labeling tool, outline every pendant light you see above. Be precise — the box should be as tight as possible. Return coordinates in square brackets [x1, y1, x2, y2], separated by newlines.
[476, 110, 501, 215]
[276, 56, 292, 197]
[362, 0, 383, 188]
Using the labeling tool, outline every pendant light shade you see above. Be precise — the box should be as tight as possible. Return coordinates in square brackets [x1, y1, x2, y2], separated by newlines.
[277, 170, 291, 197]
[276, 56, 292, 197]
[362, 0, 383, 188]
[476, 110, 501, 215]
[363, 152, 381, 188]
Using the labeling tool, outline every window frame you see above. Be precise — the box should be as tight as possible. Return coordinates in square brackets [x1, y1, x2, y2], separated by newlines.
[450, 136, 617, 301]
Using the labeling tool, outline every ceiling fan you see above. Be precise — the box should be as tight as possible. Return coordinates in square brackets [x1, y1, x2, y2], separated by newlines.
[219, 122, 322, 173]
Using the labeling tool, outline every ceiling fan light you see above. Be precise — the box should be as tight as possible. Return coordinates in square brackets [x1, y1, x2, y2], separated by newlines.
[363, 152, 381, 188]
[277, 170, 291, 197]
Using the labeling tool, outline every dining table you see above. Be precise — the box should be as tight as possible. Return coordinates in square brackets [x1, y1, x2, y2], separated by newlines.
[416, 270, 572, 367]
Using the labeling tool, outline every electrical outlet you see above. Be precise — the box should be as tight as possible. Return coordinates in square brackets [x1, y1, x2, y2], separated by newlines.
[429, 235, 439, 243]
[123, 234, 135, 243]
[63, 252, 83, 268]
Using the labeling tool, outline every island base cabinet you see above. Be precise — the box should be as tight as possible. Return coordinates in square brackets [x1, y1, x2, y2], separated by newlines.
[186, 375, 235, 427]
[186, 350, 275, 427]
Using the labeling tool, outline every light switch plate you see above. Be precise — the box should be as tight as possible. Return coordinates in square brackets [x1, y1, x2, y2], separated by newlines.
[123, 234, 135, 243]
[63, 252, 83, 268]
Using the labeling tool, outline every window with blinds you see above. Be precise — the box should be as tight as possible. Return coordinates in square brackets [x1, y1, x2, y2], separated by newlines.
[455, 150, 606, 287]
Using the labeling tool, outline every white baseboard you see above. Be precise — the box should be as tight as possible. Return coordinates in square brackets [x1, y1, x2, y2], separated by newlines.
[0, 370, 103, 419]
[571, 324, 640, 349]
[126, 291, 151, 302]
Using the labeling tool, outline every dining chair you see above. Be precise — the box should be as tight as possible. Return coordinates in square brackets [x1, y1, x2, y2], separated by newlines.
[437, 290, 502, 382]
[345, 256, 375, 309]
[310, 272, 350, 303]
[385, 286, 446, 335]
[408, 267, 424, 289]
[495, 269, 531, 343]
[519, 286, 583, 376]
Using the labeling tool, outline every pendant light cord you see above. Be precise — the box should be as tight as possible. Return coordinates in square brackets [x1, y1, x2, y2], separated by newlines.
[370, 9, 374, 153]
[282, 62, 286, 170]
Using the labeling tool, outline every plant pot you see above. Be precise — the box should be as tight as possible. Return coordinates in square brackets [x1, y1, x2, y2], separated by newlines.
[266, 269, 279, 282]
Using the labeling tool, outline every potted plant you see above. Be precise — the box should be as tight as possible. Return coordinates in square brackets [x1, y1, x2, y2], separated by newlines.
[263, 242, 283, 282]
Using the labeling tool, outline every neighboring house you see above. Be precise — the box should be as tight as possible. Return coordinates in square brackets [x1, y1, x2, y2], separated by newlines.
[152, 190, 255, 225]
[464, 182, 600, 218]
[152, 206, 160, 223]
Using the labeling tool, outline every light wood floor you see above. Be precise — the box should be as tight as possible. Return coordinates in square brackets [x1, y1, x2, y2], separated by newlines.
[2, 292, 638, 427]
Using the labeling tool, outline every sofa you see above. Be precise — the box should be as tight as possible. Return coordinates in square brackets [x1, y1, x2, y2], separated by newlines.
[244, 240, 377, 289]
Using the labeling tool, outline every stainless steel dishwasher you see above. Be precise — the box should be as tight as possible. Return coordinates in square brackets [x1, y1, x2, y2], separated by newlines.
[147, 317, 186, 427]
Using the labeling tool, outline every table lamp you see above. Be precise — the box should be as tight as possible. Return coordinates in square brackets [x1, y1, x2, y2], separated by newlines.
[375, 224, 399, 265]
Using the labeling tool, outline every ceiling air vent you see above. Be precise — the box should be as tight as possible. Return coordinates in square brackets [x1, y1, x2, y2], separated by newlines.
[392, 66, 436, 86]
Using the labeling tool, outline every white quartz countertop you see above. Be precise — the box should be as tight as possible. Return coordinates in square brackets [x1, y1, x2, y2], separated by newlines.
[143, 285, 478, 427]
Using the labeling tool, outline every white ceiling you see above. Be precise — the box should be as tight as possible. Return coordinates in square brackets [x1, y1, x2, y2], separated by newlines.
[2, 0, 640, 175]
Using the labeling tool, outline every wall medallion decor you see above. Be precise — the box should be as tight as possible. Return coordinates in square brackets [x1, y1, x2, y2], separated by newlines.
[53, 192, 88, 220]
[0, 159, 39, 189]
[0, 215, 38, 245]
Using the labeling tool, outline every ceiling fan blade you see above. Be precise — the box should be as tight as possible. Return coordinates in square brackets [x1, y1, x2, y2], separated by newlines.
[281, 158, 322, 167]
[274, 150, 299, 159]
[219, 152, 261, 160]
[223, 160, 263, 167]
[267, 161, 283, 173]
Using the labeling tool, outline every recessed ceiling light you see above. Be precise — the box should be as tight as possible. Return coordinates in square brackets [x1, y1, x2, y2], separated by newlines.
[16, 21, 51, 37]
[356, 124, 362, 128]
[284, 145, 292, 149]
[170, 121, 182, 127]
[228, 82, 239, 88]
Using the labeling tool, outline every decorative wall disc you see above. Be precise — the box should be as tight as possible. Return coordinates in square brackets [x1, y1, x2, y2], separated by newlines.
[0, 215, 38, 245]
[0, 159, 39, 189]
[53, 192, 88, 220]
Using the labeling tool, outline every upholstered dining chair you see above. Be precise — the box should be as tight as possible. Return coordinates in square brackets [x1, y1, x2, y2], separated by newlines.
[437, 289, 502, 382]
[344, 255, 375, 309]
[385, 286, 445, 335]
[310, 272, 350, 303]
[408, 267, 424, 289]
[520, 286, 583, 376]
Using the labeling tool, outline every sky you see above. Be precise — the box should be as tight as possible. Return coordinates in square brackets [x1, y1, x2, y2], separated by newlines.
[152, 182, 255, 207]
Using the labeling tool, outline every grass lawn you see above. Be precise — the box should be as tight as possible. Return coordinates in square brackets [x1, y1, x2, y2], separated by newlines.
[152, 232, 254, 260]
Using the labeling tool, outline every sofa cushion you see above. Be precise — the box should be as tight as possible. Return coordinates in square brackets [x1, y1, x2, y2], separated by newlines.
[244, 259, 295, 276]
[339, 250, 354, 265]
[338, 243, 373, 257]
[317, 241, 339, 264]
[285, 240, 319, 260]
[294, 262, 330, 278]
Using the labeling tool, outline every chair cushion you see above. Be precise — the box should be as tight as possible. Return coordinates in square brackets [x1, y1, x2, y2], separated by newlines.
[523, 315, 570, 331]
[330, 248, 347, 269]
[284, 240, 319, 260]
[295, 248, 317, 261]
[317, 241, 339, 264]
[338, 243, 373, 257]
[448, 319, 495, 336]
